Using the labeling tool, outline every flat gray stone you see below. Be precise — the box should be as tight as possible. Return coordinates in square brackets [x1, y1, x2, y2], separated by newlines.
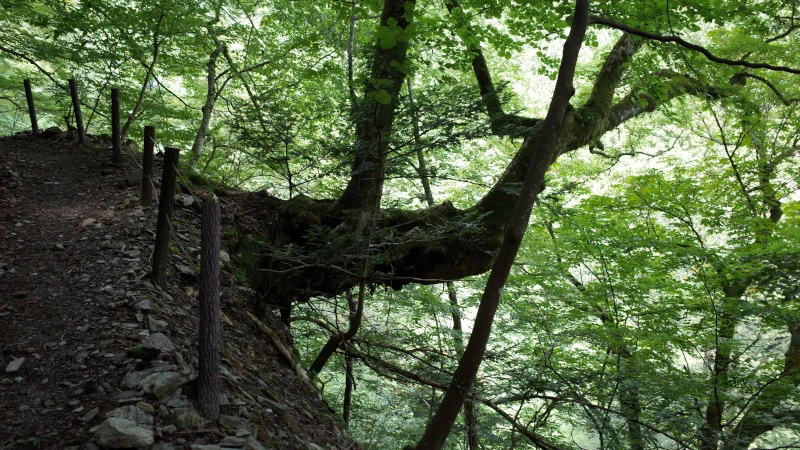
[151, 444, 175, 450]
[218, 414, 254, 434]
[94, 417, 154, 448]
[106, 405, 153, 425]
[141, 333, 175, 353]
[245, 438, 266, 450]
[81, 407, 100, 422]
[172, 407, 204, 431]
[121, 371, 144, 389]
[5, 357, 25, 374]
[260, 398, 288, 412]
[148, 316, 168, 333]
[132, 300, 151, 310]
[219, 436, 247, 448]
[140, 371, 183, 399]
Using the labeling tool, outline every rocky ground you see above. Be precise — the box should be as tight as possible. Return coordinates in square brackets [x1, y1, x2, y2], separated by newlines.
[0, 132, 357, 450]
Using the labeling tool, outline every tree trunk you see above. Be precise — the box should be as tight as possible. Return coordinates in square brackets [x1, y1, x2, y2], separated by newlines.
[411, 1, 589, 447]
[111, 88, 121, 164]
[151, 147, 179, 288]
[699, 287, 741, 450]
[120, 14, 163, 141]
[23, 79, 38, 136]
[409, 76, 479, 449]
[141, 125, 155, 207]
[308, 272, 366, 378]
[68, 79, 86, 144]
[721, 323, 800, 450]
[333, 0, 416, 214]
[343, 353, 355, 429]
[191, 40, 224, 167]
[198, 200, 221, 420]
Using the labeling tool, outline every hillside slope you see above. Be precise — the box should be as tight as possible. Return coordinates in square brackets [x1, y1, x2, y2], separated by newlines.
[0, 133, 357, 450]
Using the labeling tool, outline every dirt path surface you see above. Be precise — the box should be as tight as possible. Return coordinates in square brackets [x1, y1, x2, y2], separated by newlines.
[0, 135, 356, 450]
[1, 136, 141, 447]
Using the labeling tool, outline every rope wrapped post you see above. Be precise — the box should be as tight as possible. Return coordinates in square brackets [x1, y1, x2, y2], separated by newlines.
[198, 199, 221, 420]
[151, 147, 179, 288]
[141, 126, 155, 207]
[111, 88, 121, 164]
[68, 78, 86, 144]
[23, 79, 38, 136]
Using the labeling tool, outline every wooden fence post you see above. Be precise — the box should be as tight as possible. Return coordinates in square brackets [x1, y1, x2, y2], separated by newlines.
[23, 80, 39, 136]
[198, 199, 221, 420]
[151, 147, 179, 288]
[111, 88, 121, 163]
[141, 126, 155, 207]
[68, 78, 86, 144]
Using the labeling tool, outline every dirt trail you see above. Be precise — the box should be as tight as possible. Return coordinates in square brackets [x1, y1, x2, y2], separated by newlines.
[1, 136, 148, 447]
[0, 135, 356, 450]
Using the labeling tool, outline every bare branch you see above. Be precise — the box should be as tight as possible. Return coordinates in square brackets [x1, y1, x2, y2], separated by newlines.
[0, 45, 65, 89]
[737, 73, 800, 105]
[589, 16, 800, 75]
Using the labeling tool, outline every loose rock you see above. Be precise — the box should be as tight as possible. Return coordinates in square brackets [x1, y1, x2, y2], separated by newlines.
[141, 333, 175, 353]
[140, 371, 183, 399]
[94, 417, 154, 449]
[172, 407, 204, 431]
[80, 407, 100, 422]
[5, 357, 26, 373]
[106, 405, 153, 426]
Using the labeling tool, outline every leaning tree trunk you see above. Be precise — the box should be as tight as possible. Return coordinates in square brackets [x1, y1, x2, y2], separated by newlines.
[699, 286, 742, 450]
[408, 76, 479, 449]
[121, 14, 163, 141]
[308, 268, 366, 379]
[411, 1, 590, 448]
[191, 40, 224, 167]
[721, 324, 800, 450]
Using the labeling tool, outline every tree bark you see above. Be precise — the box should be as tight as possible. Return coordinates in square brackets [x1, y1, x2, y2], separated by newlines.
[308, 270, 366, 378]
[151, 147, 179, 288]
[141, 125, 155, 207]
[120, 13, 163, 141]
[343, 352, 355, 429]
[411, 1, 589, 447]
[191, 40, 224, 167]
[721, 324, 800, 450]
[23, 79, 38, 136]
[111, 88, 121, 164]
[198, 200, 221, 420]
[333, 0, 416, 214]
[68, 79, 86, 144]
[409, 76, 479, 449]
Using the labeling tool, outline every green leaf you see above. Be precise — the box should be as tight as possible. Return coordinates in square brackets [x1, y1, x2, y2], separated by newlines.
[379, 36, 397, 49]
[373, 89, 391, 104]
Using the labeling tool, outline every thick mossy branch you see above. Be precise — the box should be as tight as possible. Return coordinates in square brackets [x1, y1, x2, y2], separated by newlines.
[238, 18, 738, 317]
[250, 197, 501, 311]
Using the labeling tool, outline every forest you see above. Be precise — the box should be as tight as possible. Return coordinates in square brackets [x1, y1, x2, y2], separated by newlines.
[1, 0, 799, 448]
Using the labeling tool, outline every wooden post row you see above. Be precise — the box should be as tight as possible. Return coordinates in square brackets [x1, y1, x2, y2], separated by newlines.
[23, 79, 39, 136]
[141, 126, 155, 207]
[68, 78, 86, 144]
[151, 147, 179, 288]
[111, 88, 121, 164]
[198, 200, 221, 420]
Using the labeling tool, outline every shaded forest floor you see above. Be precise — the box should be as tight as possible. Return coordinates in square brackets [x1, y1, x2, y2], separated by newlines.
[0, 133, 356, 450]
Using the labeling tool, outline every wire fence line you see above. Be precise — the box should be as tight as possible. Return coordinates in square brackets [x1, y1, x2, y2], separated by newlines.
[10, 77, 211, 283]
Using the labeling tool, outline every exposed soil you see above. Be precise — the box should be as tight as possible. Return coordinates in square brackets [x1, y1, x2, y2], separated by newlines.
[0, 133, 357, 450]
